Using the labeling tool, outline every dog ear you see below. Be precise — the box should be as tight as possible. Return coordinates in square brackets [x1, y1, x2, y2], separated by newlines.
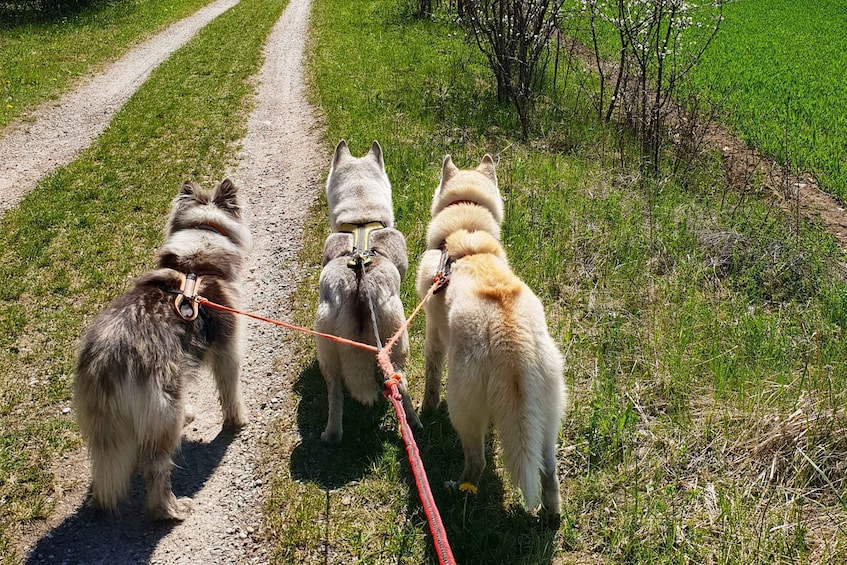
[440, 154, 458, 187]
[332, 140, 351, 169]
[214, 178, 239, 211]
[367, 140, 384, 170]
[477, 154, 497, 182]
[180, 181, 196, 196]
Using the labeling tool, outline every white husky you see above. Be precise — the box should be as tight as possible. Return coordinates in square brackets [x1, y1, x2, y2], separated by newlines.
[416, 155, 567, 515]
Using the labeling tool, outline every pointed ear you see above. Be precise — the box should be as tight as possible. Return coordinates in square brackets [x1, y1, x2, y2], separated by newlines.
[440, 154, 458, 187]
[367, 140, 384, 169]
[180, 181, 196, 196]
[214, 178, 239, 210]
[332, 140, 351, 169]
[477, 154, 497, 182]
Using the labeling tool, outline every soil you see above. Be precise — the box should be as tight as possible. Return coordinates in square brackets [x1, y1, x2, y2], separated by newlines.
[9, 0, 321, 563]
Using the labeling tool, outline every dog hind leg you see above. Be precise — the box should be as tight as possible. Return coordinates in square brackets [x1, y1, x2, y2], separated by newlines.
[421, 322, 446, 413]
[210, 342, 248, 428]
[317, 342, 345, 443]
[139, 402, 191, 521]
[447, 378, 488, 491]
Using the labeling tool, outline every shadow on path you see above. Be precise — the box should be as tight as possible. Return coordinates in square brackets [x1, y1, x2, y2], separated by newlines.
[25, 427, 238, 564]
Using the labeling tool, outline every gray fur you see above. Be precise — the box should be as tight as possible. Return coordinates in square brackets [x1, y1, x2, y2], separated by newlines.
[315, 140, 421, 443]
[73, 179, 251, 521]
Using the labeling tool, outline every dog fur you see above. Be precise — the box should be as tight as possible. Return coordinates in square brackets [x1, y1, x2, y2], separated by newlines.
[315, 140, 422, 443]
[415, 155, 567, 515]
[73, 179, 252, 521]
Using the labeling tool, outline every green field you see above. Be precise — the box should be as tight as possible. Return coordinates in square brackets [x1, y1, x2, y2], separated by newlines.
[689, 0, 847, 199]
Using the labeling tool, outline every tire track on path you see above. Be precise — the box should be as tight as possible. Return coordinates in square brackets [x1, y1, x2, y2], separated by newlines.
[0, 0, 240, 214]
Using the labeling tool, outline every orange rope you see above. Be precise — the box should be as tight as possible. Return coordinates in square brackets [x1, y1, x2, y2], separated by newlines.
[375, 273, 448, 378]
[194, 271, 455, 565]
[195, 297, 378, 353]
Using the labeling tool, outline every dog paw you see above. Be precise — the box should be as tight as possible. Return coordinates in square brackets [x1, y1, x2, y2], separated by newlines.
[320, 429, 342, 443]
[184, 405, 196, 426]
[149, 496, 193, 522]
[420, 395, 441, 414]
[223, 412, 249, 430]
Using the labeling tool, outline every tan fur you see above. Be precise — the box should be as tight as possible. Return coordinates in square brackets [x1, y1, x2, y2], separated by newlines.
[73, 179, 251, 521]
[415, 156, 567, 516]
[315, 140, 422, 443]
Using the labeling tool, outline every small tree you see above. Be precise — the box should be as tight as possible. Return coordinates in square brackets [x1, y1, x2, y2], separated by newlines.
[580, 0, 725, 177]
[463, 0, 564, 137]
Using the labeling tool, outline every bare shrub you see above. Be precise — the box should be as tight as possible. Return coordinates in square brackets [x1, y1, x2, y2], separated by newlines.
[576, 0, 725, 177]
[462, 0, 564, 137]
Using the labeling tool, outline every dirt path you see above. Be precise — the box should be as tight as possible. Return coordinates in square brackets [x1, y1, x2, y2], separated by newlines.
[18, 0, 321, 562]
[0, 0, 240, 214]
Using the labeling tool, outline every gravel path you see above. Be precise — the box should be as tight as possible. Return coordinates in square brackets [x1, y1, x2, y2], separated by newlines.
[18, 0, 320, 562]
[0, 0, 240, 214]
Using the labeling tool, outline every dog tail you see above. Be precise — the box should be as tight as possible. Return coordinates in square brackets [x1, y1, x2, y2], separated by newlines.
[494, 367, 546, 511]
[496, 341, 567, 512]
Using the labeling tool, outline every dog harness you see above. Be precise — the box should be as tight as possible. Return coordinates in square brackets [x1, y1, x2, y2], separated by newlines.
[173, 272, 204, 321]
[337, 221, 385, 268]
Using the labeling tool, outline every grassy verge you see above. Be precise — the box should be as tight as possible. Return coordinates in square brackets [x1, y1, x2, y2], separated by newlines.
[262, 0, 847, 562]
[0, 0, 219, 129]
[0, 0, 287, 560]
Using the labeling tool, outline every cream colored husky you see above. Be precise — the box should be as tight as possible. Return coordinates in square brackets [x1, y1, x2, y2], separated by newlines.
[415, 155, 567, 515]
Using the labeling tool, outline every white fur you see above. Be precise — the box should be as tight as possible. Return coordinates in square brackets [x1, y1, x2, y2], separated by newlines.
[416, 155, 567, 515]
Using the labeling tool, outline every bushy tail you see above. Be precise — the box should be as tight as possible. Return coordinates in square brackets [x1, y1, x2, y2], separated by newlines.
[494, 368, 547, 510]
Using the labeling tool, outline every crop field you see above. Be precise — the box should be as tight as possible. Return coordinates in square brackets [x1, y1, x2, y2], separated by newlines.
[688, 0, 847, 199]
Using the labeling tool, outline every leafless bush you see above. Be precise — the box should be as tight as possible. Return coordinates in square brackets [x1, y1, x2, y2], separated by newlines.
[462, 0, 564, 137]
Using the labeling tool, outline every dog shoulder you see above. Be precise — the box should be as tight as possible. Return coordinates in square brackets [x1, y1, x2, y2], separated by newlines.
[322, 233, 353, 266]
[369, 227, 408, 280]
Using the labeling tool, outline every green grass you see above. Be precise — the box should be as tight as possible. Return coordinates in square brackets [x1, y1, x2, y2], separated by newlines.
[259, 0, 847, 562]
[0, 0, 219, 129]
[687, 0, 847, 199]
[0, 0, 287, 560]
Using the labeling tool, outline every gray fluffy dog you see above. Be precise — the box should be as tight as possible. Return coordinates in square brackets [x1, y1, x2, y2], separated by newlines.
[315, 140, 422, 443]
[74, 179, 251, 520]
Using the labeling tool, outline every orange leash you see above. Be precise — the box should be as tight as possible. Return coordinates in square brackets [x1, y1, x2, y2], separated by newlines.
[195, 297, 378, 353]
[193, 271, 455, 565]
